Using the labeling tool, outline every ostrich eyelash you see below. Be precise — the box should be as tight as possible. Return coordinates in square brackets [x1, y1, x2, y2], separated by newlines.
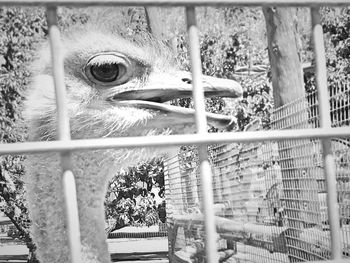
[86, 52, 129, 66]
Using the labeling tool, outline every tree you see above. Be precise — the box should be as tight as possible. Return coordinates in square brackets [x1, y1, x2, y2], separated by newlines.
[0, 7, 48, 263]
[263, 7, 329, 262]
[105, 158, 166, 233]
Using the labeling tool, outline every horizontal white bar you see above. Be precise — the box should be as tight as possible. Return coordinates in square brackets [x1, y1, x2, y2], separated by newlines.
[0, 127, 349, 155]
[0, 0, 349, 6]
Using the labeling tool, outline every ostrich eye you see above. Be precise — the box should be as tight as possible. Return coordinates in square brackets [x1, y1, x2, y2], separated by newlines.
[90, 63, 121, 82]
[85, 53, 132, 86]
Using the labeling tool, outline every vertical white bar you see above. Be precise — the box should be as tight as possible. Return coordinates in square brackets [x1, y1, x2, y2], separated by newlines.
[185, 6, 208, 135]
[186, 6, 218, 263]
[46, 6, 82, 263]
[163, 158, 174, 256]
[197, 147, 218, 263]
[311, 7, 342, 260]
[63, 169, 82, 262]
[46, 6, 70, 141]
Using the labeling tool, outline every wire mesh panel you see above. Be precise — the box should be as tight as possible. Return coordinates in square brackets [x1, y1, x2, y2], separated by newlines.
[165, 84, 350, 262]
[272, 88, 350, 262]
[271, 94, 324, 262]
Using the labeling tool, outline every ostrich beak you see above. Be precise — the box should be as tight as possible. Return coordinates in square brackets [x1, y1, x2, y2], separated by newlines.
[113, 71, 242, 131]
[115, 71, 242, 102]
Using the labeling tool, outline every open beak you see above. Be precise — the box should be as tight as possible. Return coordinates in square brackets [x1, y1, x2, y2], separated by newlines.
[111, 71, 242, 131]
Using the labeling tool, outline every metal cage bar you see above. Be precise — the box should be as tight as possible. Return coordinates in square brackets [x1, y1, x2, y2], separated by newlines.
[1, 0, 350, 6]
[46, 6, 70, 142]
[311, 7, 342, 260]
[46, 6, 82, 263]
[186, 6, 218, 262]
[1, 127, 349, 155]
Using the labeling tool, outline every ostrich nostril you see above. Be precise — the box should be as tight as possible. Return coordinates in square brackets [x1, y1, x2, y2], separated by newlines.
[181, 77, 192, 84]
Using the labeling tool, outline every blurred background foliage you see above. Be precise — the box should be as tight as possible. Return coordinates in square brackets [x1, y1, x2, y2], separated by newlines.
[0, 6, 349, 262]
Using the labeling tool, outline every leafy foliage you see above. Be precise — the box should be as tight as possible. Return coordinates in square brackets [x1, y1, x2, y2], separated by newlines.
[305, 7, 350, 128]
[175, 8, 272, 131]
[105, 158, 165, 232]
[0, 7, 47, 263]
[322, 7, 350, 76]
[303, 7, 350, 93]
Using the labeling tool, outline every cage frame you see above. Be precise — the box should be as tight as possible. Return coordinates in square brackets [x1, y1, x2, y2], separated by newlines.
[0, 1, 349, 263]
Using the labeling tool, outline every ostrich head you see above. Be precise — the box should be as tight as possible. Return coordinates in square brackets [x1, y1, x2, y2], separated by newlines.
[25, 26, 242, 144]
[23, 20, 242, 263]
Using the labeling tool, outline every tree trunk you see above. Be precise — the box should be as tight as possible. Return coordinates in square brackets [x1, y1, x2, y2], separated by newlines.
[144, 7, 177, 53]
[27, 249, 39, 263]
[263, 7, 323, 262]
[145, 7, 166, 40]
[3, 211, 39, 263]
[263, 7, 304, 106]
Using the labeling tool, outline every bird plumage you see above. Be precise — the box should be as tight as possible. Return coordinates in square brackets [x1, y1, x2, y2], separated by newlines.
[24, 17, 242, 263]
[25, 27, 174, 140]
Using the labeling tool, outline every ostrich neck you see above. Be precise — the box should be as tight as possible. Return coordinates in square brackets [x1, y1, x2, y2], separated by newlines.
[25, 140, 176, 263]
[25, 148, 146, 263]
[25, 150, 120, 263]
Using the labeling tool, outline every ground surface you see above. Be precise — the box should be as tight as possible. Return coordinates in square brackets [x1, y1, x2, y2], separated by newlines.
[0, 233, 169, 262]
